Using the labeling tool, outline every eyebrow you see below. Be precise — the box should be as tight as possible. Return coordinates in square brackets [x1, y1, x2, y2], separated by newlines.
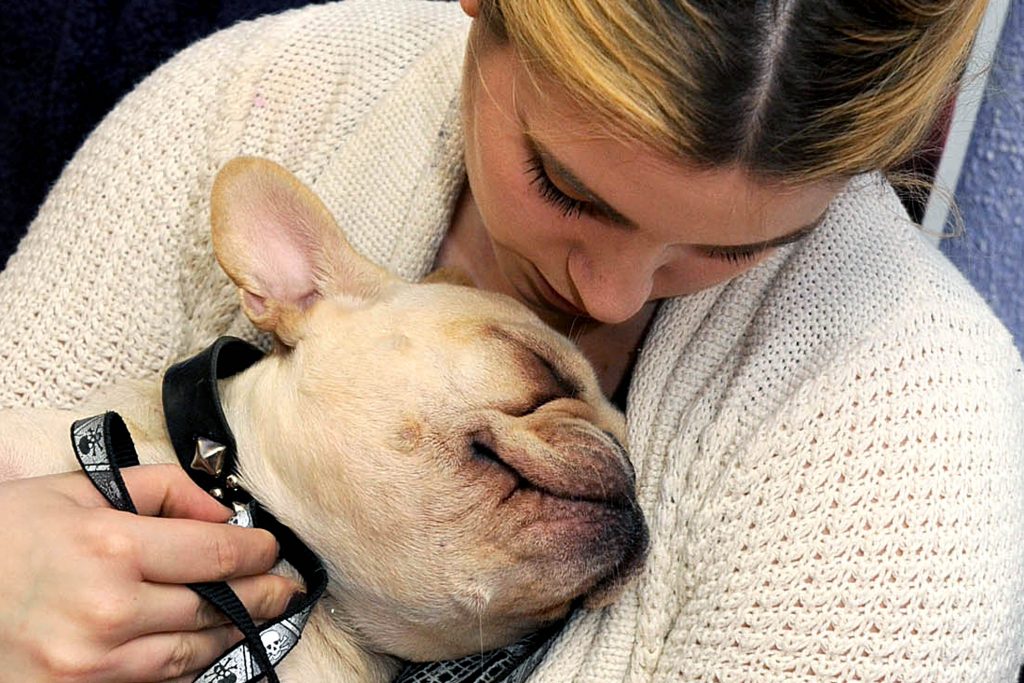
[526, 134, 827, 253]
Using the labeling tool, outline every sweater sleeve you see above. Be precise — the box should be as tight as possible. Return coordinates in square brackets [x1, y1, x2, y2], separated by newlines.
[0, 0, 466, 411]
[651, 303, 1024, 681]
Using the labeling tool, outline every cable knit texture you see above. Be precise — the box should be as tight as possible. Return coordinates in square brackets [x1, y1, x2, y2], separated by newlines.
[1, 1, 1022, 681]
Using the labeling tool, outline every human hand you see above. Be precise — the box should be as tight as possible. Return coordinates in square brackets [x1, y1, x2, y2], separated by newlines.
[0, 464, 302, 682]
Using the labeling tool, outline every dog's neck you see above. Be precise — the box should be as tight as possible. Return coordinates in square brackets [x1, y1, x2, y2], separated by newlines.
[104, 364, 401, 683]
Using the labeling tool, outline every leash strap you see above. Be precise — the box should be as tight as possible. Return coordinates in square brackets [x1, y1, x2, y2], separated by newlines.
[70, 411, 312, 683]
[71, 413, 140, 512]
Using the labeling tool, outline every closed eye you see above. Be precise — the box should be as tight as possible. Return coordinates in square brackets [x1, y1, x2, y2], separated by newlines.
[697, 217, 822, 264]
[700, 245, 765, 264]
[525, 155, 592, 220]
[483, 325, 583, 415]
[524, 348, 581, 408]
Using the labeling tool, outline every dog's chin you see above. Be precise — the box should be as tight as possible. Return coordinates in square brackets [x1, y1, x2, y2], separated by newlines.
[495, 488, 649, 612]
[578, 512, 649, 609]
[406, 498, 647, 661]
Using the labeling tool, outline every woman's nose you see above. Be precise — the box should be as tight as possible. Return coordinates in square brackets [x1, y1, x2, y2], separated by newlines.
[566, 246, 658, 324]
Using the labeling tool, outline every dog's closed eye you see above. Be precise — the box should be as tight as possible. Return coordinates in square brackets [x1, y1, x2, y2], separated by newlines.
[523, 348, 580, 410]
[482, 325, 583, 416]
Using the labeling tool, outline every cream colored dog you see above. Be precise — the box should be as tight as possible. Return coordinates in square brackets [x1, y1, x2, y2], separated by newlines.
[0, 158, 647, 681]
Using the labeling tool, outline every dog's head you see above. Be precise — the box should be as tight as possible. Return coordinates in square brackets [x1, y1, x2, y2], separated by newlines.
[210, 157, 648, 661]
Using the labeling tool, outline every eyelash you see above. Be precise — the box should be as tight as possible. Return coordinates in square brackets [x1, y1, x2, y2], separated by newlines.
[700, 247, 762, 265]
[524, 153, 766, 266]
[524, 155, 590, 219]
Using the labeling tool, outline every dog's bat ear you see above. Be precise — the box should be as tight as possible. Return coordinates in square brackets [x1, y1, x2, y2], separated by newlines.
[210, 157, 393, 345]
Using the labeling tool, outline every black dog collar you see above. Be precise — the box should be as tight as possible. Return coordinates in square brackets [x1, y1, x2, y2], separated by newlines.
[71, 337, 327, 683]
[162, 336, 328, 683]
[162, 336, 264, 506]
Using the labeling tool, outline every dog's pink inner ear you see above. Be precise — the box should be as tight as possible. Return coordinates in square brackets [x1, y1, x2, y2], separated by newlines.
[212, 157, 394, 343]
[240, 203, 324, 312]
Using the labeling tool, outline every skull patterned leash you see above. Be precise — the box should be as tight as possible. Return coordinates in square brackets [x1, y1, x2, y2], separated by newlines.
[71, 337, 327, 683]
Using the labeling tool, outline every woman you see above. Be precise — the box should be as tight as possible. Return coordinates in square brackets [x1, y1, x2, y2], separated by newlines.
[2, 0, 1021, 680]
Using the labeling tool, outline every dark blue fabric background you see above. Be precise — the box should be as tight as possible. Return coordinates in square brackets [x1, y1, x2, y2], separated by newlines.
[0, 0, 330, 269]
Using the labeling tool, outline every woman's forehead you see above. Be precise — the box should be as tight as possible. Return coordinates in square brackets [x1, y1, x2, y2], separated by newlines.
[520, 88, 839, 247]
[468, 35, 840, 247]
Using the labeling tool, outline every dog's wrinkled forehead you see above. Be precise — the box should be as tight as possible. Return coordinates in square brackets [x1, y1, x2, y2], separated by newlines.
[296, 280, 608, 423]
[416, 285, 595, 383]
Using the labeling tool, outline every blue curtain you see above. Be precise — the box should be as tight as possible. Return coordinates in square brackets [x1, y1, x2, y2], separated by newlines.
[940, 1, 1024, 353]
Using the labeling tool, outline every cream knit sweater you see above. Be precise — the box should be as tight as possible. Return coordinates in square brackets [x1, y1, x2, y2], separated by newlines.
[2, 1, 1022, 681]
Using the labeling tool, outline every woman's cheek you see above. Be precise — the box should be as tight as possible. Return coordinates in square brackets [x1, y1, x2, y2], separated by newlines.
[486, 164, 548, 247]
[655, 253, 770, 298]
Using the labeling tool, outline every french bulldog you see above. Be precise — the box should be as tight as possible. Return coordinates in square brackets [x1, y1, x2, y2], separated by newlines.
[0, 157, 648, 681]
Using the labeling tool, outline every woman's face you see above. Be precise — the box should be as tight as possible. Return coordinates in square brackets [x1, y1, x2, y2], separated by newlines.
[458, 15, 841, 327]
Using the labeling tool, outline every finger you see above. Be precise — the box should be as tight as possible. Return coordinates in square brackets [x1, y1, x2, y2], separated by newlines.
[58, 464, 233, 522]
[122, 464, 235, 521]
[126, 514, 279, 583]
[104, 625, 242, 683]
[136, 574, 303, 633]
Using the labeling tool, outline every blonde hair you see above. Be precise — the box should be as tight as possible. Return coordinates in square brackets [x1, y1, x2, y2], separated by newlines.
[479, 0, 985, 186]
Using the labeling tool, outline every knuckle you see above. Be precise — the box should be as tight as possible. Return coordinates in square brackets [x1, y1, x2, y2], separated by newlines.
[87, 522, 138, 565]
[75, 513, 111, 547]
[193, 593, 222, 629]
[212, 534, 242, 578]
[35, 644, 99, 682]
[81, 592, 135, 632]
[164, 634, 199, 679]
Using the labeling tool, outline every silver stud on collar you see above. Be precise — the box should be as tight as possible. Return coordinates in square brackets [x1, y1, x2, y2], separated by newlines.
[191, 436, 227, 477]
